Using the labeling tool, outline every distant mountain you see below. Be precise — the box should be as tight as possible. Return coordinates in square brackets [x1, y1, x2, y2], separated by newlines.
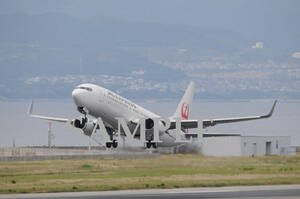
[0, 13, 299, 99]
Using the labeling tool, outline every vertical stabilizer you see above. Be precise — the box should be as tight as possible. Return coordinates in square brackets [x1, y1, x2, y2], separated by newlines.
[171, 82, 195, 120]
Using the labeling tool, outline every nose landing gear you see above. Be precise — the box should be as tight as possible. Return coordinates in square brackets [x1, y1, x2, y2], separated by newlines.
[77, 107, 89, 115]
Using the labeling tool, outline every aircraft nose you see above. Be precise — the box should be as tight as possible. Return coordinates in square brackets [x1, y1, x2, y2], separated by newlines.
[72, 89, 78, 98]
[72, 89, 85, 106]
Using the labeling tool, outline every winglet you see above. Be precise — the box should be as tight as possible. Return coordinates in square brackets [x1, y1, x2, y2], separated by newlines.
[28, 99, 34, 115]
[262, 99, 277, 118]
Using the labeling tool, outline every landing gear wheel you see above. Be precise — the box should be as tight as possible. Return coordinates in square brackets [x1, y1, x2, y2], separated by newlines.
[146, 141, 157, 149]
[106, 142, 112, 148]
[112, 140, 118, 148]
[146, 141, 152, 149]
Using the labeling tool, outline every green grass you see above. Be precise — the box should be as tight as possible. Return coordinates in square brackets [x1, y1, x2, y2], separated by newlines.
[81, 164, 92, 169]
[0, 153, 300, 194]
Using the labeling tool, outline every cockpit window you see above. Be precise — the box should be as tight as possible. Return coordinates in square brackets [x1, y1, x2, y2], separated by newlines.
[76, 86, 93, 92]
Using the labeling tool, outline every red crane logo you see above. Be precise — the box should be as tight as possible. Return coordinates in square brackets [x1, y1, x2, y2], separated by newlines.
[181, 102, 189, 120]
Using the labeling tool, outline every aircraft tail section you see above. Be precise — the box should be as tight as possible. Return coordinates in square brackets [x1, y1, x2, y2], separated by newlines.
[171, 82, 195, 120]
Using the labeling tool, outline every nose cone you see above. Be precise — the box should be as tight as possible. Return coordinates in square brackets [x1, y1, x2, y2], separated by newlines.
[72, 89, 85, 107]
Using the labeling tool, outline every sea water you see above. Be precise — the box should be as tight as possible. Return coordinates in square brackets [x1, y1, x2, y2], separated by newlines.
[0, 99, 299, 147]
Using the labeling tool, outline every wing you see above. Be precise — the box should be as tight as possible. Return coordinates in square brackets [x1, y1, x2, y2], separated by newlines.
[169, 100, 277, 129]
[28, 99, 69, 123]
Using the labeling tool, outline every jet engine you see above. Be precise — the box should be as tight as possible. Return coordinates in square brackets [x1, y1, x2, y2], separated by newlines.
[145, 118, 167, 130]
[72, 117, 96, 136]
[145, 118, 154, 129]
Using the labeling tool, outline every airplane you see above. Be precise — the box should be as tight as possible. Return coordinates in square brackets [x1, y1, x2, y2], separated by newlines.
[28, 82, 277, 149]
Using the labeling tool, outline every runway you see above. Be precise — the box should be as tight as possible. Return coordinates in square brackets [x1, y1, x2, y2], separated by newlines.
[1, 185, 300, 199]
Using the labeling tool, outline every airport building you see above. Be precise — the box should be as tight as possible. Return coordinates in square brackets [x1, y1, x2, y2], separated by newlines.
[199, 134, 294, 157]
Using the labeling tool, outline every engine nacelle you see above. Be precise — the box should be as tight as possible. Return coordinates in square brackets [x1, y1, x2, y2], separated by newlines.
[81, 121, 96, 136]
[72, 118, 96, 136]
[145, 118, 169, 130]
[73, 118, 86, 129]
[145, 118, 154, 129]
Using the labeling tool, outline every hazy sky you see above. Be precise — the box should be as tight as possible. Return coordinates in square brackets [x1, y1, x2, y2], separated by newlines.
[1, 0, 298, 50]
[1, 1, 299, 30]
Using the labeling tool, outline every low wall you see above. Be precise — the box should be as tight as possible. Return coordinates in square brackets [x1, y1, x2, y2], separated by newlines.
[0, 147, 159, 161]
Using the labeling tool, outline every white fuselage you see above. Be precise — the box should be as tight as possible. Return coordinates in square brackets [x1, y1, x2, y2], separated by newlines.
[72, 83, 177, 146]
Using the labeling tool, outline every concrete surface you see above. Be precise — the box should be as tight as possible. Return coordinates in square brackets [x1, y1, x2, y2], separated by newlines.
[0, 184, 299, 199]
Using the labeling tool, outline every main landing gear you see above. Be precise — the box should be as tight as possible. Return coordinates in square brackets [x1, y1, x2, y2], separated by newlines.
[105, 127, 118, 149]
[106, 140, 118, 148]
[146, 140, 157, 149]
